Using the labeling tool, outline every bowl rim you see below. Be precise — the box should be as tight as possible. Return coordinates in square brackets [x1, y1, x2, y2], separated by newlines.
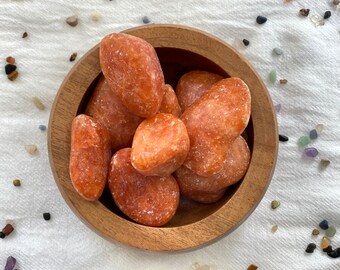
[48, 24, 278, 251]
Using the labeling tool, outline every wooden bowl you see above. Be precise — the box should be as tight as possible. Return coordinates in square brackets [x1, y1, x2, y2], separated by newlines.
[48, 24, 278, 251]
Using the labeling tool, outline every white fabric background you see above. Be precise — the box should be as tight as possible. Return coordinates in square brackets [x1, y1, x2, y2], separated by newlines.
[1, 0, 340, 269]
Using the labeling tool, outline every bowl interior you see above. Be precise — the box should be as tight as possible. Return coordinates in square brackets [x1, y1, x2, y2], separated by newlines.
[77, 47, 254, 227]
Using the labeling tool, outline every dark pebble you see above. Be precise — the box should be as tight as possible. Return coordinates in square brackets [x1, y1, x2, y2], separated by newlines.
[324, 11, 331, 19]
[319, 219, 329, 230]
[142, 16, 151, 24]
[0, 232, 5, 239]
[306, 243, 316, 253]
[69, 52, 77, 62]
[13, 179, 21, 187]
[22, 32, 28, 38]
[256, 15, 267, 24]
[242, 39, 250, 46]
[328, 248, 340, 258]
[279, 134, 289, 142]
[5, 64, 16, 75]
[323, 245, 333, 253]
[299, 8, 310, 17]
[43, 212, 51, 220]
[39, 124, 47, 131]
[309, 129, 318, 140]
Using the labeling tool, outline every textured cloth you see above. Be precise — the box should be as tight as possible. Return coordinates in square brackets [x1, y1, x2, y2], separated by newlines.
[1, 0, 340, 269]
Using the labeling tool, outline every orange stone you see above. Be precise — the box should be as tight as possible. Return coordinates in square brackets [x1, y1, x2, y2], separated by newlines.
[108, 148, 179, 226]
[180, 77, 251, 176]
[69, 114, 111, 201]
[175, 70, 223, 111]
[100, 33, 165, 118]
[85, 76, 143, 152]
[131, 113, 190, 176]
[175, 136, 250, 193]
[159, 84, 182, 117]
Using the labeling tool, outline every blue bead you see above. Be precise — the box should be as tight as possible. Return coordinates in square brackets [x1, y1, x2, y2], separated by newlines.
[319, 219, 329, 230]
[309, 129, 318, 140]
[142, 16, 151, 24]
[39, 125, 47, 131]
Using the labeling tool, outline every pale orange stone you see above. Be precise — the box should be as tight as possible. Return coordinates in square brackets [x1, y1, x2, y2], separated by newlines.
[174, 136, 250, 192]
[131, 113, 190, 176]
[159, 84, 182, 117]
[181, 188, 227, 204]
[175, 70, 223, 111]
[180, 77, 251, 176]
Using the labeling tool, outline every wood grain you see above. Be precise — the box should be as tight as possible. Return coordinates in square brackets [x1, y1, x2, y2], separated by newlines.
[48, 24, 278, 251]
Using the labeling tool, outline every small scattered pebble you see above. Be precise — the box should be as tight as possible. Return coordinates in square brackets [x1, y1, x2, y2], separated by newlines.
[271, 224, 278, 233]
[304, 147, 319, 157]
[269, 69, 277, 83]
[247, 264, 258, 270]
[43, 212, 51, 221]
[309, 129, 318, 140]
[279, 79, 288, 84]
[298, 135, 310, 146]
[6, 56, 15, 64]
[32, 96, 45, 110]
[22, 31, 28, 38]
[142, 16, 151, 24]
[90, 11, 102, 22]
[13, 179, 21, 187]
[70, 52, 77, 62]
[256, 15, 267, 24]
[321, 236, 332, 249]
[271, 200, 280, 209]
[66, 15, 79, 27]
[25, 144, 39, 156]
[327, 248, 340, 258]
[333, 0, 340, 5]
[315, 124, 324, 134]
[274, 104, 281, 112]
[299, 8, 310, 17]
[323, 245, 333, 253]
[4, 256, 16, 270]
[324, 11, 331, 19]
[0, 232, 5, 238]
[279, 134, 289, 142]
[320, 220, 329, 230]
[242, 39, 250, 46]
[312, 229, 320, 235]
[326, 226, 336, 237]
[5, 64, 17, 75]
[2, 224, 14, 236]
[39, 124, 47, 131]
[310, 15, 324, 27]
[192, 263, 216, 270]
[306, 243, 317, 253]
[273, 47, 283, 55]
[8, 70, 19, 81]
[320, 159, 330, 169]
